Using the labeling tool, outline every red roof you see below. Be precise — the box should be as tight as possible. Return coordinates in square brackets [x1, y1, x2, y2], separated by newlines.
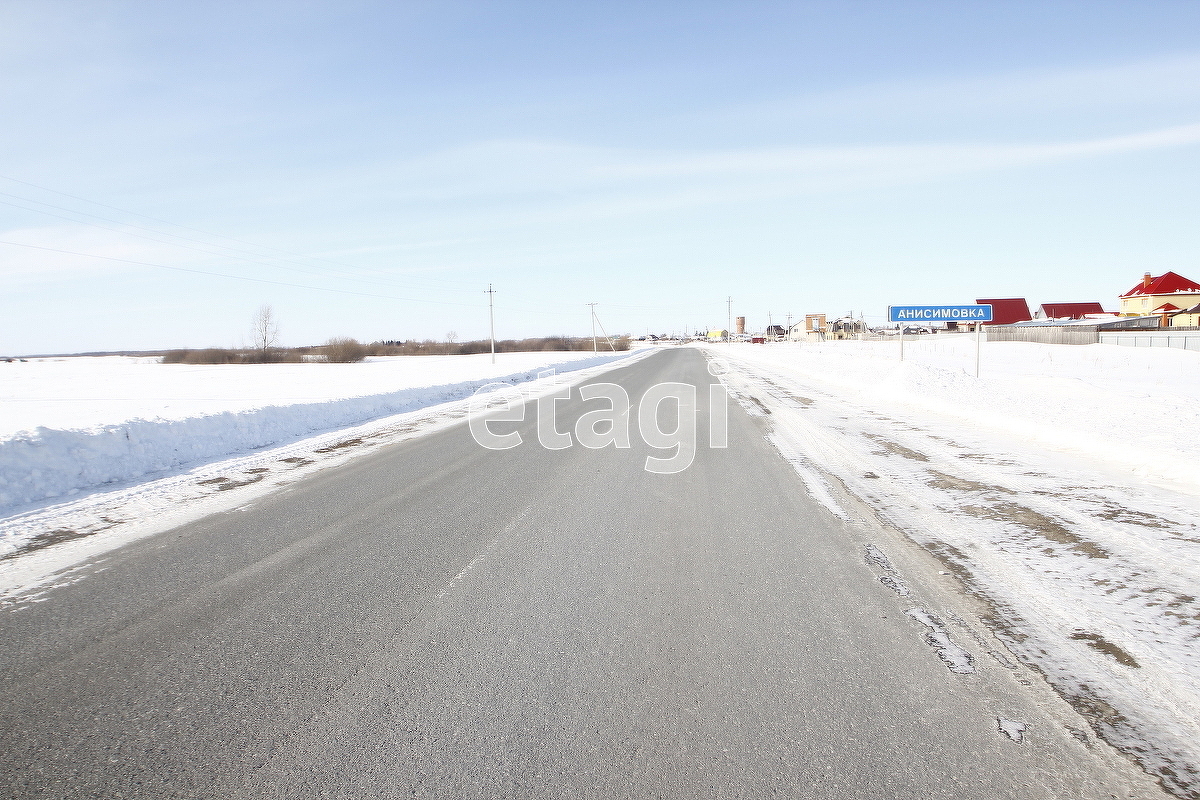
[1153, 302, 1181, 312]
[976, 298, 1031, 325]
[1040, 302, 1106, 319]
[1121, 271, 1200, 298]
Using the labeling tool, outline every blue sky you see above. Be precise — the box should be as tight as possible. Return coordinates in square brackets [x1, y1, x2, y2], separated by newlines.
[2, 1, 1200, 353]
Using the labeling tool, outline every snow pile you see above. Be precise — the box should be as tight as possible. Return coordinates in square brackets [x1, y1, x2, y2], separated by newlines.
[0, 351, 638, 515]
[716, 336, 1200, 490]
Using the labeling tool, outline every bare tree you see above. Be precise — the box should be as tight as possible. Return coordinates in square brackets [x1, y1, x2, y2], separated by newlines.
[445, 330, 458, 355]
[251, 304, 279, 361]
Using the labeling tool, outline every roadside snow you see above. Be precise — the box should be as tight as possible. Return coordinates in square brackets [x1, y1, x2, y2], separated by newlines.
[0, 351, 640, 516]
[705, 338, 1200, 798]
[0, 350, 653, 600]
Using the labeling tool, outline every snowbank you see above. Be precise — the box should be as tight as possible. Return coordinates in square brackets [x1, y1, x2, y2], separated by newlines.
[0, 351, 638, 515]
[711, 337, 1200, 490]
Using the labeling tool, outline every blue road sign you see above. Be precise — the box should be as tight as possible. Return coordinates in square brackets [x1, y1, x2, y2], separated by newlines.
[888, 304, 993, 323]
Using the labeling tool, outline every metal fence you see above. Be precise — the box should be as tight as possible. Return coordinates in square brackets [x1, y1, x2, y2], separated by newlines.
[810, 326, 1200, 352]
[983, 325, 1099, 346]
[980, 324, 1200, 351]
[1098, 328, 1200, 352]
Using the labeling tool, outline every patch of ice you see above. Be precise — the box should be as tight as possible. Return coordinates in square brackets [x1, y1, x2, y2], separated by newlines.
[765, 433, 850, 520]
[864, 544, 896, 573]
[997, 718, 1028, 743]
[906, 607, 976, 674]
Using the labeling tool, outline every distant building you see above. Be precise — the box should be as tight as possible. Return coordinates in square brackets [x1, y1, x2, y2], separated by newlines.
[765, 324, 787, 341]
[1172, 302, 1200, 327]
[829, 316, 864, 340]
[1038, 302, 1108, 320]
[976, 298, 1032, 326]
[1119, 271, 1200, 317]
[792, 314, 827, 342]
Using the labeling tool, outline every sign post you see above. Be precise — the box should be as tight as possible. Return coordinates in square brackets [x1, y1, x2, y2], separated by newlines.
[976, 323, 983, 378]
[887, 304, 993, 375]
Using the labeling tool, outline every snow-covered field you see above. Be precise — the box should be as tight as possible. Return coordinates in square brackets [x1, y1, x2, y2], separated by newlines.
[0, 350, 640, 517]
[704, 337, 1200, 798]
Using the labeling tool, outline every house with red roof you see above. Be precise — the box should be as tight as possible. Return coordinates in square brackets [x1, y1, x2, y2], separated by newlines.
[975, 298, 1032, 326]
[1038, 302, 1111, 320]
[1119, 272, 1200, 319]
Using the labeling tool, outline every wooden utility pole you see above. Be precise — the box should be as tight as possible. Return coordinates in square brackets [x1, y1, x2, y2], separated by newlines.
[485, 284, 496, 364]
[588, 302, 598, 352]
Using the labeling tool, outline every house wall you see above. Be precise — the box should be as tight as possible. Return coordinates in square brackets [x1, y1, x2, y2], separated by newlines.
[1172, 313, 1200, 327]
[1121, 292, 1200, 315]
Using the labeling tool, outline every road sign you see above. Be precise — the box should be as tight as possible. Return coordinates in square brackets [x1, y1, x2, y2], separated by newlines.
[888, 304, 993, 377]
[888, 304, 993, 323]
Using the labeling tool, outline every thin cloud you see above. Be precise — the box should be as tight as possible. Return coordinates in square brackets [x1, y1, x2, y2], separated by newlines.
[360, 120, 1200, 224]
[716, 53, 1200, 132]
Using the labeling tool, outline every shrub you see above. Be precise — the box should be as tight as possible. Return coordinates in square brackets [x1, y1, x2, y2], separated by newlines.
[323, 337, 368, 363]
[161, 348, 242, 364]
[363, 335, 633, 356]
[242, 348, 277, 364]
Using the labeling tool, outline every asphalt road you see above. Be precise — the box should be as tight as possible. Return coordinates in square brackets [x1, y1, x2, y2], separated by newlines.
[0, 349, 1167, 799]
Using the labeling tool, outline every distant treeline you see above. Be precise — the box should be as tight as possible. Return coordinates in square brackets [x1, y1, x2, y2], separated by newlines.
[372, 336, 631, 356]
[161, 347, 312, 364]
[161, 335, 630, 365]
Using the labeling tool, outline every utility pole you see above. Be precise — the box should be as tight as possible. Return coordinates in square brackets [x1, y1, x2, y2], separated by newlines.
[485, 284, 496, 364]
[588, 302, 598, 352]
[727, 296, 732, 337]
[593, 310, 617, 352]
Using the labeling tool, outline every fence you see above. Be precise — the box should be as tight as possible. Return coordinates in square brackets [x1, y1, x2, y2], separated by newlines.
[981, 324, 1200, 351]
[1098, 328, 1200, 352]
[984, 325, 1099, 346]
[814, 326, 1200, 352]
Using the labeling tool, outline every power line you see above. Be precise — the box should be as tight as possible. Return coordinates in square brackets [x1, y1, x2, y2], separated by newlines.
[0, 194, 479, 296]
[592, 305, 617, 352]
[0, 197, 478, 297]
[0, 239, 486, 308]
[0, 191, 477, 296]
[0, 174, 480, 293]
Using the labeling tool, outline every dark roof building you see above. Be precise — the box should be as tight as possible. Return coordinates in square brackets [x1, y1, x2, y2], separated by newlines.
[976, 298, 1032, 326]
[1039, 302, 1107, 319]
